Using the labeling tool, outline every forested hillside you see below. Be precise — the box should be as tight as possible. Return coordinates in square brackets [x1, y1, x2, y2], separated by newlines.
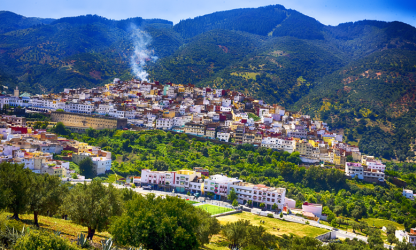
[0, 13, 178, 94]
[1, 5, 416, 160]
[294, 49, 416, 160]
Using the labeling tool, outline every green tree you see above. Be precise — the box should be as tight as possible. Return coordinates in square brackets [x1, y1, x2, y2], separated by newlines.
[79, 157, 95, 178]
[287, 152, 301, 164]
[331, 220, 337, 228]
[60, 180, 122, 240]
[110, 194, 218, 250]
[243, 224, 277, 249]
[280, 212, 283, 219]
[333, 205, 344, 216]
[228, 188, 237, 201]
[53, 122, 69, 135]
[359, 221, 368, 232]
[296, 192, 305, 202]
[272, 203, 278, 211]
[386, 224, 397, 235]
[259, 203, 265, 209]
[387, 233, 397, 246]
[367, 228, 384, 248]
[195, 209, 221, 246]
[336, 218, 343, 227]
[29, 174, 68, 227]
[33, 121, 43, 129]
[351, 222, 359, 233]
[153, 160, 169, 171]
[351, 206, 363, 221]
[222, 219, 249, 248]
[222, 219, 277, 249]
[394, 240, 416, 249]
[0, 162, 33, 219]
[323, 206, 335, 223]
[201, 147, 209, 157]
[232, 199, 239, 207]
[247, 200, 253, 207]
[40, 122, 49, 129]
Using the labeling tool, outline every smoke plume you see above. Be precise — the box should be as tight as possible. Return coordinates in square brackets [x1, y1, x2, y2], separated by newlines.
[130, 26, 157, 81]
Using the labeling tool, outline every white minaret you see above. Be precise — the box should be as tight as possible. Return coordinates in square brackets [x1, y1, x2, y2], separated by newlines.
[14, 86, 19, 97]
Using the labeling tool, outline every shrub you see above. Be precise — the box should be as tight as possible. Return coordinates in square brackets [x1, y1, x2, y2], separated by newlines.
[267, 213, 274, 218]
[14, 230, 79, 250]
[0, 214, 26, 247]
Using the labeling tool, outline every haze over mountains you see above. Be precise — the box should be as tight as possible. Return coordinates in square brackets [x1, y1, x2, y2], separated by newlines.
[1, 5, 416, 159]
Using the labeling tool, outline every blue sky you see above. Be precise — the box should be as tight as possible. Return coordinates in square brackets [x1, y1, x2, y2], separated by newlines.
[2, 0, 416, 27]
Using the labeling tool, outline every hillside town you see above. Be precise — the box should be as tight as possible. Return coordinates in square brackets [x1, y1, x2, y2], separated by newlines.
[1, 81, 358, 161]
[0, 115, 112, 180]
[1, 78, 388, 184]
[2, 79, 416, 247]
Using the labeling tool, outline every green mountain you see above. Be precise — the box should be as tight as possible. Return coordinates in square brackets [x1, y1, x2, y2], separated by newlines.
[1, 5, 416, 160]
[0, 13, 179, 93]
[0, 11, 55, 33]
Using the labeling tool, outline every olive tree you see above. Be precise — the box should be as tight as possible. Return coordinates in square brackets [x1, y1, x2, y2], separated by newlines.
[0, 162, 33, 219]
[109, 194, 220, 250]
[60, 180, 122, 240]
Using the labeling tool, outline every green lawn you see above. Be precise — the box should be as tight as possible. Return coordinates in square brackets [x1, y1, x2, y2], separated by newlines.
[186, 200, 199, 205]
[198, 204, 233, 215]
[362, 218, 404, 230]
[217, 212, 328, 238]
[69, 162, 79, 173]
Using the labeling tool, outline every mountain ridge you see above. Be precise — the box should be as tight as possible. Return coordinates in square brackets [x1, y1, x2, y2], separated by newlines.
[1, 6, 416, 159]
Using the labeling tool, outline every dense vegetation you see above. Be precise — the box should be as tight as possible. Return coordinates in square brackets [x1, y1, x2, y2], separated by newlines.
[0, 160, 221, 249]
[55, 128, 416, 234]
[0, 12, 178, 94]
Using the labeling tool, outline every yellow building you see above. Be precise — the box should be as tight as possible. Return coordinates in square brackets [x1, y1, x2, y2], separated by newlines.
[308, 140, 320, 148]
[323, 137, 335, 147]
[163, 110, 176, 119]
[333, 153, 346, 166]
[233, 101, 245, 110]
[77, 143, 90, 153]
[53, 167, 67, 178]
[105, 83, 114, 90]
[51, 112, 127, 130]
[178, 85, 185, 93]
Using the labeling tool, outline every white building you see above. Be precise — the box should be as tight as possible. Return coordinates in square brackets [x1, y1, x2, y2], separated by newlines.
[396, 229, 416, 246]
[156, 118, 173, 130]
[229, 182, 286, 210]
[345, 162, 364, 179]
[217, 130, 230, 142]
[91, 157, 112, 175]
[403, 189, 415, 200]
[203, 174, 241, 200]
[302, 202, 323, 219]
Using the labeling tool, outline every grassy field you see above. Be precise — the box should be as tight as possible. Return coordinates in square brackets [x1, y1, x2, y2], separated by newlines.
[1, 211, 330, 250]
[362, 218, 404, 230]
[216, 212, 328, 238]
[2, 213, 111, 244]
[197, 204, 233, 215]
